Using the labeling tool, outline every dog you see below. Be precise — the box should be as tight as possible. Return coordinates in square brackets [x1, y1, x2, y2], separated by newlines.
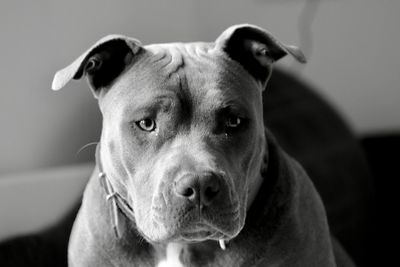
[52, 24, 354, 266]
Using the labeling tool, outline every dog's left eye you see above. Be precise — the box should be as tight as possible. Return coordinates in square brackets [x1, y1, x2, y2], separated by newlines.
[225, 115, 242, 128]
[136, 118, 156, 132]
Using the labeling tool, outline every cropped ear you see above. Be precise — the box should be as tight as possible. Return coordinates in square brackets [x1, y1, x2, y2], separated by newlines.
[51, 35, 142, 98]
[215, 24, 306, 88]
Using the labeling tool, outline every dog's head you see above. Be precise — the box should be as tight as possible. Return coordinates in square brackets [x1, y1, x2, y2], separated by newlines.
[52, 24, 305, 244]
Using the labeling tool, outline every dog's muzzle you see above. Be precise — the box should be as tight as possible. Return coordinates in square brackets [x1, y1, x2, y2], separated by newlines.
[149, 169, 241, 246]
[97, 143, 241, 249]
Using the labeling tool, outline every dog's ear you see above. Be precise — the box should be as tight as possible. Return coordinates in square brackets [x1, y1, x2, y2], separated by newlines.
[215, 24, 306, 88]
[51, 35, 142, 98]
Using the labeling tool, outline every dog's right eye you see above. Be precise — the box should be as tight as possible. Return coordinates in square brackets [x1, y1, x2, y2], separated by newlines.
[135, 118, 156, 132]
[226, 115, 242, 128]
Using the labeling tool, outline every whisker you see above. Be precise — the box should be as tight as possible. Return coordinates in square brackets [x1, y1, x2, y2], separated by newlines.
[75, 141, 99, 158]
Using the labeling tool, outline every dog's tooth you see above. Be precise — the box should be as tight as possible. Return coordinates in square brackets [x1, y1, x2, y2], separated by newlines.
[219, 239, 226, 250]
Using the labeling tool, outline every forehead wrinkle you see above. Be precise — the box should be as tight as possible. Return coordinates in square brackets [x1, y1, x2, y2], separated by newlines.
[145, 45, 186, 78]
[146, 42, 215, 77]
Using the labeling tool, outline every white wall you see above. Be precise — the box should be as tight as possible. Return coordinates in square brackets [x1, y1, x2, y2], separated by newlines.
[1, 0, 399, 174]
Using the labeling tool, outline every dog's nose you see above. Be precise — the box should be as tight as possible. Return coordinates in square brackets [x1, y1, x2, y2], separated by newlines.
[174, 172, 222, 206]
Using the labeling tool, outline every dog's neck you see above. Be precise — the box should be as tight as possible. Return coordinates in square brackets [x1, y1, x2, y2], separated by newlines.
[156, 243, 185, 267]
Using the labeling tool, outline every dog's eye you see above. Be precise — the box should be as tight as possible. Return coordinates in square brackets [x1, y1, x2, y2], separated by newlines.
[136, 118, 156, 132]
[226, 115, 242, 128]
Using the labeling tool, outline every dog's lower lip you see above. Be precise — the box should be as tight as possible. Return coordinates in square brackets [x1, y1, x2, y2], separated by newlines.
[183, 226, 210, 234]
[182, 230, 212, 236]
[180, 231, 214, 242]
[180, 230, 228, 243]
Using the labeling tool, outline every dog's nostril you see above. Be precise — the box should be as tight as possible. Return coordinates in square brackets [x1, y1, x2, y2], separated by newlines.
[203, 178, 220, 205]
[205, 185, 219, 197]
[181, 187, 195, 198]
[175, 177, 199, 200]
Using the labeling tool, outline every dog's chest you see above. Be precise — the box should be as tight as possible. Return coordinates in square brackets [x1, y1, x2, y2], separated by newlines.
[156, 243, 185, 267]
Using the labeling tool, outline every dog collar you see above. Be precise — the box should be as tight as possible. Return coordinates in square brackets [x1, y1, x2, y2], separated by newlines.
[96, 144, 136, 239]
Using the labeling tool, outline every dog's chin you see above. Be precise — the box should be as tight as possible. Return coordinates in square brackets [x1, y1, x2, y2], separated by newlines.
[137, 218, 243, 244]
[144, 229, 234, 245]
[177, 226, 234, 243]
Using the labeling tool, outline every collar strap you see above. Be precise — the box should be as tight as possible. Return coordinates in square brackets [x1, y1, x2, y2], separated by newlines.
[96, 144, 135, 238]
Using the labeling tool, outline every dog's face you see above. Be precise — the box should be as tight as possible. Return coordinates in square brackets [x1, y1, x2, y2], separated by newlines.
[98, 43, 266, 243]
[52, 24, 305, 244]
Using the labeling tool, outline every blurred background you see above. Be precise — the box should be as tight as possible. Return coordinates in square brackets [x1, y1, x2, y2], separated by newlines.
[0, 0, 398, 266]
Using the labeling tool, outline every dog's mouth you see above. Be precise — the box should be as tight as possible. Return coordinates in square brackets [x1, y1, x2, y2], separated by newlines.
[152, 223, 232, 245]
[140, 203, 242, 244]
[178, 222, 233, 242]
